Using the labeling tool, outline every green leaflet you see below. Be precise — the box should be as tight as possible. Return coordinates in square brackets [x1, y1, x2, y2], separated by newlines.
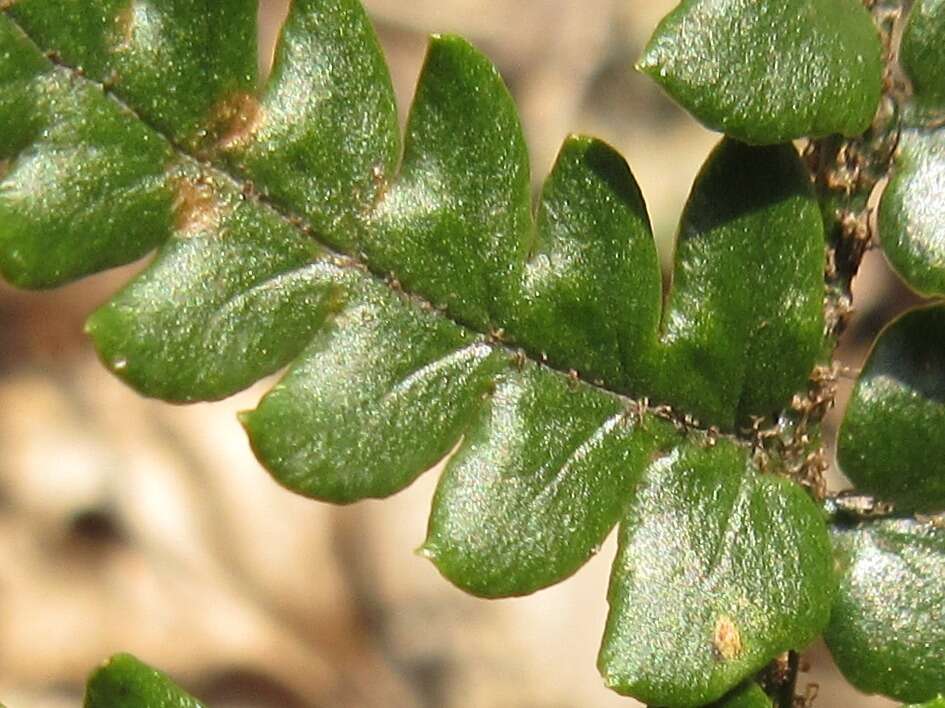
[423, 373, 678, 598]
[878, 127, 945, 297]
[86, 171, 332, 402]
[901, 0, 945, 113]
[838, 305, 945, 513]
[651, 139, 825, 428]
[85, 653, 205, 708]
[225, 0, 400, 250]
[512, 135, 661, 390]
[243, 283, 506, 504]
[639, 0, 883, 145]
[598, 441, 834, 707]
[366, 34, 531, 328]
[825, 519, 945, 704]
[0, 0, 256, 286]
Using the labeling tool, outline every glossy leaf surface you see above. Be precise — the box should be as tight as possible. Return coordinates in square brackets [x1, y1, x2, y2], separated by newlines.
[366, 34, 531, 328]
[838, 305, 945, 513]
[650, 139, 825, 428]
[244, 282, 506, 504]
[879, 128, 945, 297]
[507, 134, 662, 392]
[424, 375, 677, 597]
[85, 654, 205, 708]
[825, 519, 945, 704]
[901, 0, 945, 112]
[639, 0, 883, 144]
[87, 174, 332, 402]
[225, 0, 400, 249]
[598, 441, 833, 707]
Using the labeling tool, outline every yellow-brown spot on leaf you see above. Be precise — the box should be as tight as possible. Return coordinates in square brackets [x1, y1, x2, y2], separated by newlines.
[173, 177, 224, 236]
[324, 285, 348, 317]
[113, 2, 135, 53]
[713, 615, 742, 661]
[211, 92, 262, 152]
[0, 0, 19, 9]
[0, 159, 10, 181]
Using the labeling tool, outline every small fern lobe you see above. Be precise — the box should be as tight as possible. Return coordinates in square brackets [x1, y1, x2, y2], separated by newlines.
[85, 653, 206, 708]
[638, 0, 883, 144]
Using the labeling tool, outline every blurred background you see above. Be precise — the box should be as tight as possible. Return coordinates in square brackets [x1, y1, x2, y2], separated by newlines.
[0, 1, 919, 706]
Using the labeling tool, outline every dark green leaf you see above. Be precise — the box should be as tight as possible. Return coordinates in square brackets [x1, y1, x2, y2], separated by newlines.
[598, 441, 833, 707]
[366, 33, 531, 328]
[86, 173, 333, 402]
[838, 305, 945, 513]
[231, 1, 664, 393]
[901, 0, 945, 113]
[878, 128, 945, 297]
[84, 653, 205, 708]
[223, 0, 400, 250]
[509, 134, 661, 392]
[639, 0, 883, 144]
[825, 519, 945, 704]
[648, 139, 825, 428]
[243, 282, 506, 504]
[424, 372, 677, 597]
